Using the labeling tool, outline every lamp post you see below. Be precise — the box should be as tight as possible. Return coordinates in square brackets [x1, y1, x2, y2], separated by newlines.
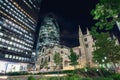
[104, 56, 107, 60]
[102, 59, 105, 63]
[84, 68, 87, 72]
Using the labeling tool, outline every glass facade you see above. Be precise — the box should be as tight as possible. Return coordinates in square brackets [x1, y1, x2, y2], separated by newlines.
[36, 14, 60, 55]
[0, 0, 41, 63]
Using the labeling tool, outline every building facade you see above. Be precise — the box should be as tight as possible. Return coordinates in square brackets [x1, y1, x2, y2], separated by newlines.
[0, 0, 41, 72]
[36, 13, 60, 56]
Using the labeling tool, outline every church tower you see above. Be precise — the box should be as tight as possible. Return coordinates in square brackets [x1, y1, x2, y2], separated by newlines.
[83, 28, 94, 67]
[78, 26, 87, 67]
[78, 26, 95, 67]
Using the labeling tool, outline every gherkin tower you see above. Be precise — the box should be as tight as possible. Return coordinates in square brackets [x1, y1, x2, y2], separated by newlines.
[36, 13, 60, 55]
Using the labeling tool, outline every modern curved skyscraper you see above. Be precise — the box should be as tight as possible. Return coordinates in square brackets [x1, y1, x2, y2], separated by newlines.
[36, 13, 60, 55]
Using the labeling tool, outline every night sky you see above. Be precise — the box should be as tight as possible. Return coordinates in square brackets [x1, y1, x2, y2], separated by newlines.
[35, 0, 99, 48]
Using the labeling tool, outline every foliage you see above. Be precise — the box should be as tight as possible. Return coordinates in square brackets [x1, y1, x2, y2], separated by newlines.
[28, 69, 120, 80]
[68, 49, 79, 66]
[38, 78, 47, 80]
[49, 77, 58, 80]
[53, 52, 63, 80]
[53, 52, 62, 68]
[81, 78, 92, 80]
[92, 32, 120, 68]
[28, 76, 36, 80]
[109, 73, 120, 80]
[37, 70, 73, 75]
[94, 77, 113, 80]
[76, 67, 113, 78]
[6, 71, 28, 76]
[91, 0, 120, 32]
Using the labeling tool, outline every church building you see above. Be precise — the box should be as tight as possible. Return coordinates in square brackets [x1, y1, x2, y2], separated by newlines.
[35, 14, 95, 71]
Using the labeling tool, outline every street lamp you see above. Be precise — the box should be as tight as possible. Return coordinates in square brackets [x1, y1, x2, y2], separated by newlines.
[95, 60, 97, 63]
[97, 69, 99, 71]
[84, 68, 87, 72]
[102, 59, 105, 63]
[104, 57, 107, 60]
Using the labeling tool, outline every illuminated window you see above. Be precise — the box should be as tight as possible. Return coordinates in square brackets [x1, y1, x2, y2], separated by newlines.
[8, 47, 11, 50]
[13, 56, 15, 59]
[16, 56, 18, 59]
[5, 54, 9, 58]
[0, 32, 3, 36]
[9, 55, 12, 58]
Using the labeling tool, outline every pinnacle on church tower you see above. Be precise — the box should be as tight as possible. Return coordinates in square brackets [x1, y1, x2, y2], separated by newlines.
[112, 34, 119, 45]
[78, 25, 84, 47]
[79, 25, 83, 37]
[112, 34, 116, 39]
[87, 28, 90, 35]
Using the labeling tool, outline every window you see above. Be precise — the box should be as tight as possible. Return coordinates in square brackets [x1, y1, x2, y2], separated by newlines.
[61, 51, 63, 54]
[64, 61, 68, 67]
[9, 55, 12, 58]
[16, 56, 18, 59]
[84, 38, 87, 42]
[85, 44, 89, 48]
[48, 56, 50, 62]
[8, 47, 11, 50]
[0, 32, 3, 36]
[5, 54, 9, 58]
[41, 58, 43, 63]
[0, 53, 5, 58]
[79, 49, 81, 56]
[48, 50, 51, 54]
[13, 56, 15, 59]
[45, 57, 47, 62]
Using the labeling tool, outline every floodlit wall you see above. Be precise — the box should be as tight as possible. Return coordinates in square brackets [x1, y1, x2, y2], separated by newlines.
[0, 61, 27, 73]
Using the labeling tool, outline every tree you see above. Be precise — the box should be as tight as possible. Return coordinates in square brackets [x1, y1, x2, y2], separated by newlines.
[92, 32, 120, 72]
[53, 52, 63, 70]
[91, 0, 120, 32]
[68, 49, 79, 70]
[91, 0, 120, 73]
[53, 52, 62, 80]
[39, 58, 48, 78]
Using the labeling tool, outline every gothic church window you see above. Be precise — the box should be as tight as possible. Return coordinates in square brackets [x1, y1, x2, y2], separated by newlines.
[61, 51, 63, 54]
[48, 56, 50, 62]
[79, 48, 81, 56]
[41, 58, 43, 63]
[85, 44, 89, 48]
[84, 38, 87, 42]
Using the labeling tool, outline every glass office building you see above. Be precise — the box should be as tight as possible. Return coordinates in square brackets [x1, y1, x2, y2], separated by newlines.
[36, 14, 60, 55]
[0, 0, 41, 65]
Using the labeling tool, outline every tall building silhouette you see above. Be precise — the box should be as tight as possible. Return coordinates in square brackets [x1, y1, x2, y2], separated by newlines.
[0, 0, 41, 72]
